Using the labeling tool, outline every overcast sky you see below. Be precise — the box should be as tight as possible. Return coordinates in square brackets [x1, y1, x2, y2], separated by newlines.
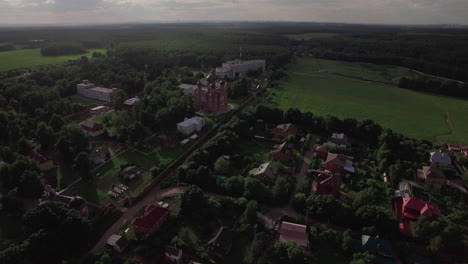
[0, 0, 467, 25]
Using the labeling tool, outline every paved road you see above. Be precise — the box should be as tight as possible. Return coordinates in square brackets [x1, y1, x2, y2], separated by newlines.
[292, 135, 317, 195]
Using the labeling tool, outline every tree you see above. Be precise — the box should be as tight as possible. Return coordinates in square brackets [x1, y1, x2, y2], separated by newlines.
[229, 77, 249, 98]
[350, 252, 377, 264]
[16, 137, 32, 155]
[342, 229, 354, 253]
[74, 152, 93, 182]
[214, 157, 230, 175]
[113, 89, 128, 110]
[273, 241, 305, 264]
[181, 185, 207, 219]
[222, 176, 245, 196]
[244, 177, 271, 202]
[272, 177, 292, 204]
[48, 114, 65, 132]
[245, 232, 269, 264]
[292, 193, 307, 213]
[36, 122, 55, 151]
[238, 200, 258, 231]
[19, 170, 43, 198]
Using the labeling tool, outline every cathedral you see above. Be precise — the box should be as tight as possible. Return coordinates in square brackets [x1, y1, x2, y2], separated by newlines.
[194, 75, 229, 114]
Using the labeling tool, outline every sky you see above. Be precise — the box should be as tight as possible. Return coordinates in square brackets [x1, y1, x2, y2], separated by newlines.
[0, 0, 467, 25]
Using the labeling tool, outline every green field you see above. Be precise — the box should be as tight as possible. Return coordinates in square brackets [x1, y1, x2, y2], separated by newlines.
[0, 48, 106, 72]
[284, 33, 338, 40]
[269, 58, 468, 144]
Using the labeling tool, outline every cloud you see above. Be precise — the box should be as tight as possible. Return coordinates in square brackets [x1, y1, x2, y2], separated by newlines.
[0, 0, 467, 25]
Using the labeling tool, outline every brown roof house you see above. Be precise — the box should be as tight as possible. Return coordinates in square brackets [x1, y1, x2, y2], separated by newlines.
[207, 227, 233, 258]
[249, 162, 278, 184]
[323, 153, 354, 174]
[89, 146, 110, 165]
[106, 234, 129, 253]
[278, 222, 309, 250]
[122, 166, 143, 180]
[417, 166, 445, 187]
[430, 151, 451, 166]
[270, 142, 295, 162]
[312, 174, 341, 198]
[272, 123, 297, 142]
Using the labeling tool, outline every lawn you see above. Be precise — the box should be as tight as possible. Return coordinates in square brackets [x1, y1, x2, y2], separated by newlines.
[238, 139, 274, 163]
[0, 48, 106, 72]
[268, 58, 468, 144]
[284, 33, 338, 40]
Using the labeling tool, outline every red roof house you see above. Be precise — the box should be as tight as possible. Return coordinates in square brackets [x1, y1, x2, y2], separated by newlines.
[272, 123, 297, 142]
[79, 120, 104, 137]
[401, 198, 441, 221]
[315, 145, 328, 160]
[323, 153, 354, 174]
[312, 174, 341, 198]
[269, 142, 295, 162]
[278, 221, 309, 249]
[132, 204, 170, 235]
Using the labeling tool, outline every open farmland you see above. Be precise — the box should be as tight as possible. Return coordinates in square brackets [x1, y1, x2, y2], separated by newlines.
[0, 48, 105, 72]
[284, 32, 338, 40]
[269, 58, 468, 144]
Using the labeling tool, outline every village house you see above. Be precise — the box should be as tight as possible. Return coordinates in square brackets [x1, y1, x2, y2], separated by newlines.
[122, 96, 140, 111]
[249, 161, 278, 184]
[278, 221, 309, 250]
[28, 151, 55, 171]
[165, 247, 183, 264]
[269, 142, 295, 162]
[207, 227, 233, 258]
[323, 152, 355, 174]
[122, 166, 143, 180]
[79, 120, 105, 137]
[106, 234, 129, 253]
[272, 123, 297, 142]
[132, 204, 170, 235]
[315, 145, 328, 160]
[312, 174, 341, 198]
[41, 185, 89, 218]
[330, 133, 348, 146]
[177, 116, 205, 136]
[393, 181, 413, 199]
[360, 235, 394, 259]
[430, 150, 452, 166]
[89, 146, 110, 165]
[417, 166, 445, 186]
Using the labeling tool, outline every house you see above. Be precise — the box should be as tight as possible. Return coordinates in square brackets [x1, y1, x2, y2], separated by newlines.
[361, 235, 393, 258]
[315, 145, 328, 160]
[123, 96, 140, 111]
[323, 153, 354, 174]
[132, 204, 170, 235]
[272, 123, 297, 142]
[177, 117, 205, 136]
[400, 198, 441, 221]
[278, 222, 309, 249]
[249, 162, 278, 184]
[312, 174, 341, 198]
[41, 185, 89, 218]
[330, 133, 348, 146]
[165, 247, 183, 264]
[417, 166, 445, 186]
[122, 166, 143, 180]
[80, 120, 105, 137]
[106, 234, 129, 253]
[270, 142, 295, 162]
[76, 80, 117, 102]
[207, 227, 233, 257]
[28, 151, 55, 171]
[448, 144, 461, 152]
[430, 151, 451, 166]
[215, 59, 266, 78]
[393, 181, 413, 199]
[89, 146, 110, 165]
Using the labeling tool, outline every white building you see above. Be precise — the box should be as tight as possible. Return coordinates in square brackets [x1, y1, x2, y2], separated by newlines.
[215, 59, 266, 78]
[77, 80, 117, 102]
[177, 116, 205, 136]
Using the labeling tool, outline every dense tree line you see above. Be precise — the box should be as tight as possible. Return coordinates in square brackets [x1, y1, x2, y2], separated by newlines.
[399, 77, 468, 98]
[40, 42, 87, 56]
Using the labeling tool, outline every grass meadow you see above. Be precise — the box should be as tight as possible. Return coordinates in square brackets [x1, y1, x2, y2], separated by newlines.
[284, 33, 339, 40]
[268, 58, 468, 144]
[0, 48, 106, 72]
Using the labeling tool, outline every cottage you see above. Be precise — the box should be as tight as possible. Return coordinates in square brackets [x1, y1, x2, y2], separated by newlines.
[361, 235, 393, 258]
[132, 204, 170, 235]
[312, 174, 341, 198]
[177, 117, 205, 136]
[165, 247, 183, 264]
[249, 162, 278, 184]
[89, 146, 110, 165]
[28, 151, 55, 171]
[270, 142, 295, 162]
[323, 153, 354, 174]
[393, 181, 413, 198]
[430, 151, 451, 166]
[106, 234, 129, 253]
[79, 120, 104, 137]
[330, 133, 348, 146]
[123, 96, 140, 111]
[278, 222, 309, 249]
[41, 185, 89, 218]
[401, 198, 441, 221]
[315, 145, 328, 160]
[417, 166, 445, 186]
[207, 227, 233, 257]
[122, 166, 143, 180]
[272, 123, 297, 142]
